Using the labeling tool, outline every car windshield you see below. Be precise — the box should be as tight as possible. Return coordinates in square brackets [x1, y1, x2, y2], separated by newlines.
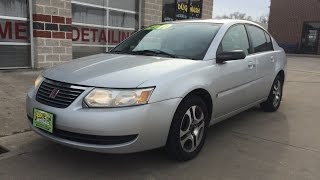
[110, 23, 222, 60]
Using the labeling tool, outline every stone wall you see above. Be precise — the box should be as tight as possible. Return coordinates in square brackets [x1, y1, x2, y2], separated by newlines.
[202, 0, 213, 19]
[141, 0, 163, 27]
[32, 0, 72, 68]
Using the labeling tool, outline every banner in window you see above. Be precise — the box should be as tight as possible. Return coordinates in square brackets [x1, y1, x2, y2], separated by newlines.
[72, 26, 134, 46]
[0, 19, 29, 43]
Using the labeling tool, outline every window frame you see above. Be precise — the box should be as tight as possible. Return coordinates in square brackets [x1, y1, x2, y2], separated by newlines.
[244, 24, 274, 55]
[264, 31, 274, 51]
[216, 23, 252, 59]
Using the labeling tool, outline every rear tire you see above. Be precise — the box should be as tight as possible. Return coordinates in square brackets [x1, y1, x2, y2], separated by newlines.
[261, 75, 283, 112]
[165, 96, 209, 161]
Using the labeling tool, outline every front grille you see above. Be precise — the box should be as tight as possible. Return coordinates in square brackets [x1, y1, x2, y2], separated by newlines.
[36, 79, 86, 108]
[28, 117, 138, 145]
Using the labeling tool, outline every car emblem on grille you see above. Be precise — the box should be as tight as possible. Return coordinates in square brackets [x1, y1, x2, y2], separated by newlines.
[49, 88, 60, 99]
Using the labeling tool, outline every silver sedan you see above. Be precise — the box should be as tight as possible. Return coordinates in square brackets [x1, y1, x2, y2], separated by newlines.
[27, 19, 287, 161]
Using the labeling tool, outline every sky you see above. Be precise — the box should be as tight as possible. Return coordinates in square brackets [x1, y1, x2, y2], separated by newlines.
[212, 0, 270, 20]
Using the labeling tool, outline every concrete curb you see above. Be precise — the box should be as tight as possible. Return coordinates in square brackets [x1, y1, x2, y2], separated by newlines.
[287, 54, 320, 58]
[0, 131, 38, 160]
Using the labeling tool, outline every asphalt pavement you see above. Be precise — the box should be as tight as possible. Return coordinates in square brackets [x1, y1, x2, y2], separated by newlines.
[0, 56, 320, 180]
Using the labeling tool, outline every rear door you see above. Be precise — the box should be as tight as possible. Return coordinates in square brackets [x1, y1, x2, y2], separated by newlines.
[214, 24, 258, 118]
[246, 25, 276, 99]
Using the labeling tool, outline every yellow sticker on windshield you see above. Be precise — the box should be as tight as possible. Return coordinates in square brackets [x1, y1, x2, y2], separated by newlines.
[145, 24, 172, 30]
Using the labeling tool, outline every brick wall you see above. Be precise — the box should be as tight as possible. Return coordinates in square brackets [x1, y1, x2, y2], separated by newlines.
[268, 0, 320, 54]
[32, 0, 72, 68]
[141, 0, 163, 27]
[318, 31, 320, 55]
[202, 0, 213, 19]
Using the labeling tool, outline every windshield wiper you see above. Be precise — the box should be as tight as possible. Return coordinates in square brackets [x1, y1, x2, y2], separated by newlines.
[107, 51, 123, 54]
[131, 49, 178, 58]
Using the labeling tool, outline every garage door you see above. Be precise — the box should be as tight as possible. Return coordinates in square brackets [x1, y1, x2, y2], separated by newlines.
[0, 0, 31, 69]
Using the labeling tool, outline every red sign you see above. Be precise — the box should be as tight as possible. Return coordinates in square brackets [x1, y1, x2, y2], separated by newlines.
[72, 26, 134, 45]
[1, 20, 135, 46]
[0, 20, 29, 42]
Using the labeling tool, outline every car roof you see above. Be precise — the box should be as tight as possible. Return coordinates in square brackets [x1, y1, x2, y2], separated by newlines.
[163, 19, 266, 30]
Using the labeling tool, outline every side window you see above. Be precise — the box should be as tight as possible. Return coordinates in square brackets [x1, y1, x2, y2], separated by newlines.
[246, 25, 270, 53]
[218, 25, 250, 55]
[264, 32, 274, 51]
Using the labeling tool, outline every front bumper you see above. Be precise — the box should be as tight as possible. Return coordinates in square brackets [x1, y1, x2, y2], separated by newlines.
[26, 87, 181, 153]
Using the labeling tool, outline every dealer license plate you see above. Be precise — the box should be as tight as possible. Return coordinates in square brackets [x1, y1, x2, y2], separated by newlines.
[33, 108, 54, 133]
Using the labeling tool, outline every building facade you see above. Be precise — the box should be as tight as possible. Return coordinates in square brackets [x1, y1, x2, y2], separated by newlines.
[268, 0, 320, 55]
[0, 0, 213, 69]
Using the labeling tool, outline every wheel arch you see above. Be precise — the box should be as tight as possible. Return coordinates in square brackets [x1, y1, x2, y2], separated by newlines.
[184, 88, 213, 121]
[277, 70, 285, 83]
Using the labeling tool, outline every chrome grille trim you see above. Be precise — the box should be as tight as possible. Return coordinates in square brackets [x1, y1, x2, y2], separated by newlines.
[36, 79, 86, 108]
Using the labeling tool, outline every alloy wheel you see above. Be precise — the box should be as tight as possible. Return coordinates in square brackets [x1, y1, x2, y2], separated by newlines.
[272, 80, 282, 107]
[180, 105, 205, 153]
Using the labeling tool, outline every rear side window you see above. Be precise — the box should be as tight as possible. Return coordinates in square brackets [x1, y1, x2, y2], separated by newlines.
[246, 25, 271, 53]
[218, 25, 250, 55]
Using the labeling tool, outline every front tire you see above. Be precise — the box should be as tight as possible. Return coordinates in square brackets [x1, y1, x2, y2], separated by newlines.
[165, 96, 209, 161]
[261, 75, 283, 112]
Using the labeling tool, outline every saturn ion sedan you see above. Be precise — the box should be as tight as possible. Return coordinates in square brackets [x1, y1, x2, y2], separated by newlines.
[27, 19, 287, 161]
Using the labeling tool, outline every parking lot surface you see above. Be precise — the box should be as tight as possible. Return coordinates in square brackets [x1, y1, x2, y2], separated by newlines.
[0, 56, 320, 180]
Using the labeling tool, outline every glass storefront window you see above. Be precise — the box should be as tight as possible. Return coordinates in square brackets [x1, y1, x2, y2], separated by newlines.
[162, 0, 203, 22]
[176, 0, 189, 20]
[162, 0, 176, 21]
[300, 22, 320, 54]
[73, 46, 106, 59]
[72, 5, 106, 25]
[0, 0, 28, 18]
[109, 0, 139, 12]
[189, 0, 202, 19]
[72, 1, 139, 58]
[0, 45, 31, 67]
[0, 0, 30, 68]
[109, 11, 138, 29]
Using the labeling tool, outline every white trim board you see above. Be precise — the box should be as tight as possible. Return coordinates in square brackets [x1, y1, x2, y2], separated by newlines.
[0, 15, 28, 21]
[72, 1, 138, 14]
[0, 42, 31, 46]
[72, 22, 136, 31]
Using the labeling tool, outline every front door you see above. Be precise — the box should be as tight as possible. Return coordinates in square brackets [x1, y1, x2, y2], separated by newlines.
[301, 22, 320, 54]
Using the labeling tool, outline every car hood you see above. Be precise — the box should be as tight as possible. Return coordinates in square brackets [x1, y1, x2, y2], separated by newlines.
[43, 54, 202, 88]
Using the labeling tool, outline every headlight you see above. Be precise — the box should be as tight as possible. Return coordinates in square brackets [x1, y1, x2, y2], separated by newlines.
[35, 75, 44, 89]
[84, 88, 155, 108]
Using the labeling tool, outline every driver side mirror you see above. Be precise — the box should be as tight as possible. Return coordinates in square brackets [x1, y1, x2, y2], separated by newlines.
[216, 50, 246, 64]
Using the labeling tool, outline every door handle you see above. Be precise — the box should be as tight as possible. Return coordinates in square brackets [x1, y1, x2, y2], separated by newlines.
[248, 61, 255, 69]
[270, 56, 275, 62]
